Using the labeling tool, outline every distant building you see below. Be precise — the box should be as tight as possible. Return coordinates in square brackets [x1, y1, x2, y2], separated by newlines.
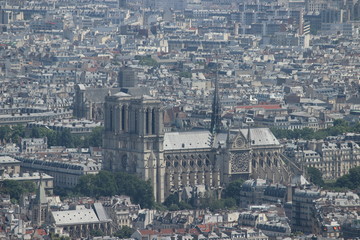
[49, 204, 112, 238]
[28, 119, 102, 136]
[291, 189, 321, 234]
[0, 156, 21, 175]
[119, 0, 126, 8]
[103, 195, 141, 228]
[291, 189, 360, 237]
[73, 84, 119, 121]
[239, 179, 289, 208]
[287, 140, 360, 179]
[0, 172, 54, 194]
[17, 156, 101, 188]
[118, 67, 138, 88]
[0, 111, 72, 126]
[20, 138, 47, 153]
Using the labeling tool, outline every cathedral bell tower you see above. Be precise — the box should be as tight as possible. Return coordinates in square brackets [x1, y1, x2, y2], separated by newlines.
[103, 91, 165, 202]
[31, 176, 49, 226]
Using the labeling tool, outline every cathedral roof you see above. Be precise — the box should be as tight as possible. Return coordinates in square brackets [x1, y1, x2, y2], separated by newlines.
[84, 87, 120, 102]
[240, 128, 279, 146]
[163, 128, 279, 151]
[119, 87, 150, 96]
[164, 131, 211, 151]
[114, 91, 131, 97]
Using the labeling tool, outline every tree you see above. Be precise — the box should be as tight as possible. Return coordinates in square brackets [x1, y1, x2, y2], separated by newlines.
[93, 171, 118, 197]
[114, 226, 135, 238]
[58, 129, 74, 148]
[334, 166, 360, 190]
[0, 180, 23, 200]
[333, 119, 349, 127]
[349, 166, 360, 188]
[11, 125, 25, 143]
[87, 126, 103, 147]
[21, 181, 36, 193]
[223, 179, 244, 205]
[90, 229, 103, 237]
[307, 167, 324, 187]
[208, 199, 224, 211]
[163, 193, 179, 207]
[74, 171, 155, 209]
[271, 120, 360, 140]
[353, 122, 360, 133]
[0, 125, 11, 141]
[223, 198, 237, 209]
[179, 72, 192, 78]
[45, 130, 58, 146]
[300, 128, 315, 140]
[0, 180, 36, 201]
[335, 175, 353, 189]
[178, 201, 192, 210]
[135, 55, 159, 67]
[169, 204, 180, 211]
[49, 233, 71, 240]
[114, 172, 154, 209]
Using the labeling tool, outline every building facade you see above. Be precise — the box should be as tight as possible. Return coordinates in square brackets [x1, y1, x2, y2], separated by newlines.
[103, 92, 298, 202]
[73, 84, 119, 121]
[0, 156, 21, 175]
[287, 140, 360, 179]
[17, 156, 101, 188]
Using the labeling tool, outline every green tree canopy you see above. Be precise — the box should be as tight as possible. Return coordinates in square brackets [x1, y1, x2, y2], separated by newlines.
[163, 193, 179, 208]
[335, 166, 360, 190]
[90, 229, 103, 237]
[0, 180, 36, 201]
[179, 72, 192, 78]
[223, 178, 244, 205]
[75, 171, 154, 209]
[307, 167, 324, 187]
[0, 125, 25, 143]
[114, 226, 135, 238]
[114, 171, 154, 208]
[271, 120, 359, 140]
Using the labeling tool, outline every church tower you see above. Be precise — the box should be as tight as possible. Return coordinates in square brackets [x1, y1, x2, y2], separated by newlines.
[103, 91, 165, 202]
[31, 178, 49, 226]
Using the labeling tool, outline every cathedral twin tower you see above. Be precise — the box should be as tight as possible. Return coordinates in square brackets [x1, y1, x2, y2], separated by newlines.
[103, 91, 166, 202]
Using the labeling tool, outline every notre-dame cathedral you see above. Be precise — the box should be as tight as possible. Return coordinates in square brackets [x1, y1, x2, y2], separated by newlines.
[102, 90, 298, 202]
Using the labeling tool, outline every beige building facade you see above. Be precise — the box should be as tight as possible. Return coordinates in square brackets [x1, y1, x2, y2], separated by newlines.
[290, 140, 360, 179]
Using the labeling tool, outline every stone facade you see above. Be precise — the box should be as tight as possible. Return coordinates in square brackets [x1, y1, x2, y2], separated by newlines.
[103, 92, 165, 202]
[103, 92, 297, 202]
[73, 84, 119, 121]
[287, 140, 360, 179]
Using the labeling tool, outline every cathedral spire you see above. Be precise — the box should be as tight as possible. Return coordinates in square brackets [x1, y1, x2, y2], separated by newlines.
[210, 58, 221, 135]
[247, 125, 251, 146]
[32, 173, 48, 226]
[35, 174, 47, 205]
